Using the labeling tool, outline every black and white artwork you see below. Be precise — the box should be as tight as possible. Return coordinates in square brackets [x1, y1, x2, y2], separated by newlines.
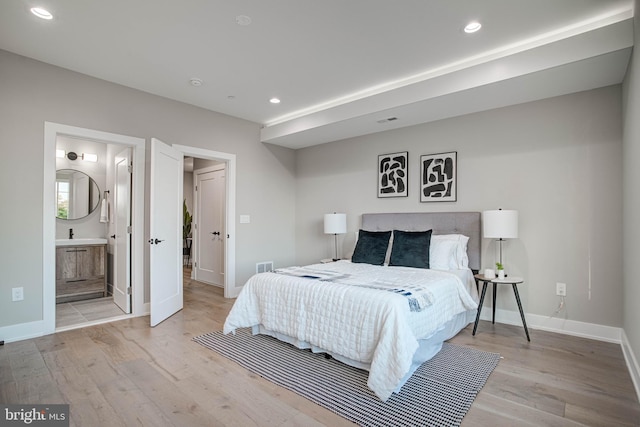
[378, 151, 408, 198]
[420, 151, 457, 202]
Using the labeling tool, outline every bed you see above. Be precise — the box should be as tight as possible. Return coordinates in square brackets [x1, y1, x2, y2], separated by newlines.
[223, 212, 481, 401]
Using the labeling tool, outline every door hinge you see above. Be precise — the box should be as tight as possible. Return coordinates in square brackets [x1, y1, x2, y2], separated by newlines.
[194, 262, 197, 268]
[126, 287, 132, 295]
[194, 223, 197, 230]
[127, 225, 132, 234]
[195, 185, 198, 191]
[128, 163, 133, 173]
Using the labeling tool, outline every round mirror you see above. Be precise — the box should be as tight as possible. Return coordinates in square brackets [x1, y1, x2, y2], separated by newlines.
[56, 169, 101, 220]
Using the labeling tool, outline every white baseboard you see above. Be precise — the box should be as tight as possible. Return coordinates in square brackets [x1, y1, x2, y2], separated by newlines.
[479, 307, 621, 343]
[621, 330, 640, 402]
[0, 319, 52, 344]
[1, 302, 151, 343]
[227, 286, 242, 298]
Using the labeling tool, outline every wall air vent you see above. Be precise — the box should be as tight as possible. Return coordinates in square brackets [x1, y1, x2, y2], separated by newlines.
[256, 261, 274, 274]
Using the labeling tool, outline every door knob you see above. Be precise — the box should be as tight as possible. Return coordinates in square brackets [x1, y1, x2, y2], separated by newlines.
[110, 234, 116, 239]
[148, 238, 164, 244]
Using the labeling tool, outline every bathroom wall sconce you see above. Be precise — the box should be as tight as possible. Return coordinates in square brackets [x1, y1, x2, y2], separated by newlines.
[56, 149, 65, 158]
[65, 151, 98, 162]
[82, 153, 98, 162]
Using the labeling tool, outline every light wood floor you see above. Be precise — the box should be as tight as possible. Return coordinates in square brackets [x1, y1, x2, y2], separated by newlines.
[1, 273, 639, 426]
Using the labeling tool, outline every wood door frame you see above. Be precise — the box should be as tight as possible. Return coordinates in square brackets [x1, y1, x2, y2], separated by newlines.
[173, 145, 237, 298]
[43, 122, 146, 335]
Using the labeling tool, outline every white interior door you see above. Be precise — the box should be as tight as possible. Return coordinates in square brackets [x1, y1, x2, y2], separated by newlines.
[194, 167, 225, 286]
[113, 147, 132, 314]
[150, 138, 183, 327]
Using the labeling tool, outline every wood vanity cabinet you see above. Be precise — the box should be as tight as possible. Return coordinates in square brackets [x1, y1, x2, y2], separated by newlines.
[56, 244, 107, 303]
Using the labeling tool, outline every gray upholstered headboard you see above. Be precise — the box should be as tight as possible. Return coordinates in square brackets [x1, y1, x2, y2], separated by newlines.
[361, 212, 481, 271]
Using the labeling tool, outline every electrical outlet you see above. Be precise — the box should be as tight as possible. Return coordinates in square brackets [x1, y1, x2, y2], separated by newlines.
[12, 287, 24, 302]
[556, 282, 567, 297]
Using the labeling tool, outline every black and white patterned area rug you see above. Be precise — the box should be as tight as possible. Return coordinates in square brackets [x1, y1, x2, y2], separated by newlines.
[193, 328, 499, 427]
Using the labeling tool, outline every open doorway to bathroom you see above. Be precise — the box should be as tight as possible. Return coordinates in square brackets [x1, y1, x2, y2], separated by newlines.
[54, 135, 133, 328]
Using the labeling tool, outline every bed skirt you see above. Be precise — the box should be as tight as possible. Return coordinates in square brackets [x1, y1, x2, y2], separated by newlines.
[252, 308, 477, 394]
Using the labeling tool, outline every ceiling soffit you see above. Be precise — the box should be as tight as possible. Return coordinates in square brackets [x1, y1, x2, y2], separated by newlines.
[261, 13, 633, 149]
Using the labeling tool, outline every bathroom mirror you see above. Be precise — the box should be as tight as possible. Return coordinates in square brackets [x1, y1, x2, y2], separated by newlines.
[56, 169, 101, 220]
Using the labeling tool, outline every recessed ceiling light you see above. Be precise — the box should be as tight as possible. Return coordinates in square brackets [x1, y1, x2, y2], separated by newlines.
[464, 21, 482, 34]
[189, 78, 203, 87]
[236, 15, 252, 26]
[31, 7, 53, 20]
[269, 97, 281, 104]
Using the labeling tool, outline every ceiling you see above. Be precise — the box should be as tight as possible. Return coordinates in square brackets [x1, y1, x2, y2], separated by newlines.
[0, 1, 634, 149]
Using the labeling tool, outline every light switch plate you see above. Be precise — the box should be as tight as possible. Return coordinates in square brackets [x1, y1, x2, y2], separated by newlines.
[240, 215, 250, 224]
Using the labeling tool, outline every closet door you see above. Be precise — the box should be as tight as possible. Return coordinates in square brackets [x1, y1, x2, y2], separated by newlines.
[194, 166, 225, 286]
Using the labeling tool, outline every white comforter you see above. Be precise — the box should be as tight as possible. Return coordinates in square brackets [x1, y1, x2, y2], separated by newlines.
[223, 260, 478, 401]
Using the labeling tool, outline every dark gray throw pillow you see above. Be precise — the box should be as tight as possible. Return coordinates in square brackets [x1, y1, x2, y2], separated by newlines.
[351, 230, 392, 265]
[389, 229, 432, 269]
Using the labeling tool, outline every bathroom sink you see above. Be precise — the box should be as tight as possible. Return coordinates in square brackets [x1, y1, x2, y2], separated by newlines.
[56, 238, 108, 246]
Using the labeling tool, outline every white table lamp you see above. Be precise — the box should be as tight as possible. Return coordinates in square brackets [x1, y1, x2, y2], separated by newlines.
[324, 213, 347, 261]
[483, 209, 518, 267]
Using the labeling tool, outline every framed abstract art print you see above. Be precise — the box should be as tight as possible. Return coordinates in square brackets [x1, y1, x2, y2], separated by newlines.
[420, 151, 457, 202]
[378, 151, 408, 198]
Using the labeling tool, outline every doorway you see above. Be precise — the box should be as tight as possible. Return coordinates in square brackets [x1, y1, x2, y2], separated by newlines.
[53, 137, 134, 328]
[44, 123, 146, 334]
[44, 125, 238, 334]
[148, 140, 237, 326]
[174, 144, 237, 299]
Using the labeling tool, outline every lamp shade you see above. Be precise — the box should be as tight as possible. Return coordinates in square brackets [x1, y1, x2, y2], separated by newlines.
[324, 213, 347, 234]
[483, 210, 518, 239]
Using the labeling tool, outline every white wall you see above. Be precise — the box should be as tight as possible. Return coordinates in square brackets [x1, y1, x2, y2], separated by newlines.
[0, 49, 296, 331]
[296, 86, 623, 328]
[622, 0, 640, 385]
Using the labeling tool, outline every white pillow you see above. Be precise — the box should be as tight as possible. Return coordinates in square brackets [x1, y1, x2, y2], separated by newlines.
[431, 234, 469, 269]
[429, 239, 459, 270]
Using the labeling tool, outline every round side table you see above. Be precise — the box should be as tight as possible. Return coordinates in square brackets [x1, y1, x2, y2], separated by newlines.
[472, 274, 530, 341]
